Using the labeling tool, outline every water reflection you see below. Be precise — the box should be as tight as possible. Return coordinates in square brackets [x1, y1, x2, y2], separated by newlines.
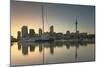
[12, 41, 94, 55]
[11, 41, 95, 66]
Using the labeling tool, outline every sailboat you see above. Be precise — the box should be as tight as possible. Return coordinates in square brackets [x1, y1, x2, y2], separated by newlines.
[35, 5, 54, 42]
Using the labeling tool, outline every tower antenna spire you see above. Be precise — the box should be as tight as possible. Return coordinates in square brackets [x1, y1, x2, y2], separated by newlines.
[75, 17, 78, 33]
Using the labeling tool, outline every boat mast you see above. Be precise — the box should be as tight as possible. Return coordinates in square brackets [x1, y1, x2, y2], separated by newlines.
[41, 5, 45, 64]
[41, 5, 44, 34]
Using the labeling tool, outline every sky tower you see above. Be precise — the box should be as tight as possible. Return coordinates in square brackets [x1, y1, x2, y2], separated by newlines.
[75, 17, 78, 33]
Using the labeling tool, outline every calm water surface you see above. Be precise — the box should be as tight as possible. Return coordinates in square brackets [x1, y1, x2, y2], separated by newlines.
[11, 41, 95, 66]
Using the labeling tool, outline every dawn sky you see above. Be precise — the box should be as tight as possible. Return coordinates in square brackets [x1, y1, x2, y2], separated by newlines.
[11, 1, 95, 38]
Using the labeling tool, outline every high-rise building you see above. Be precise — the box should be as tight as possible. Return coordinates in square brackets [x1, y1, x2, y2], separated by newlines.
[29, 29, 35, 37]
[66, 30, 70, 35]
[21, 26, 28, 38]
[39, 28, 42, 36]
[50, 25, 54, 33]
[76, 30, 79, 34]
[17, 31, 21, 41]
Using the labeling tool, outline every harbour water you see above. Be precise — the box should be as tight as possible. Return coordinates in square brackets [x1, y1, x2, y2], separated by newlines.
[11, 41, 95, 66]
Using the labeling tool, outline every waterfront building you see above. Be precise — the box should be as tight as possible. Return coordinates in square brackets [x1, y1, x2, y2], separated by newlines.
[21, 26, 28, 38]
[39, 28, 42, 36]
[17, 31, 21, 41]
[29, 29, 35, 37]
[50, 25, 54, 33]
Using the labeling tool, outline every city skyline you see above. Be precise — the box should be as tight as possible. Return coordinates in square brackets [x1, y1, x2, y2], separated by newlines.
[11, 1, 95, 38]
[11, 25, 95, 40]
[11, 1, 95, 66]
